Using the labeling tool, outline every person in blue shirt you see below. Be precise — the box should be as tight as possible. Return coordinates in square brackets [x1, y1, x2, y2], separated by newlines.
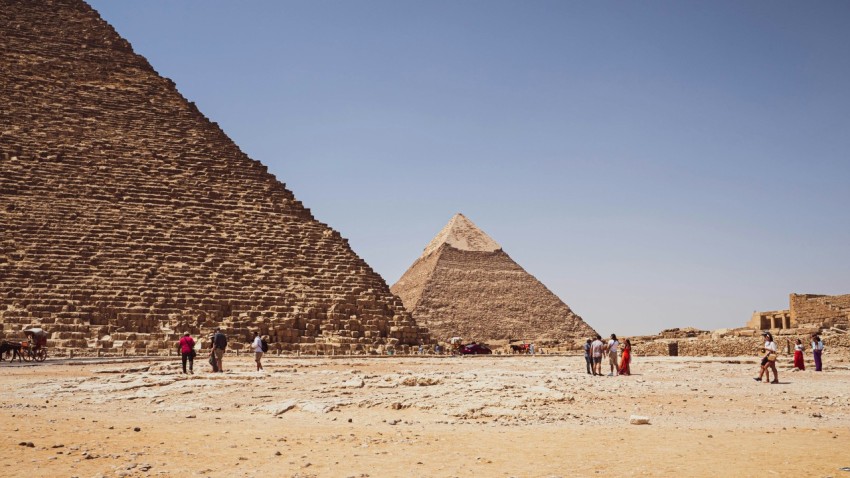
[583, 339, 592, 374]
[811, 334, 825, 371]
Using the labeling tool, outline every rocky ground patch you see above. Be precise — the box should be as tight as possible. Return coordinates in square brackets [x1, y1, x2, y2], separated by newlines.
[2, 355, 849, 477]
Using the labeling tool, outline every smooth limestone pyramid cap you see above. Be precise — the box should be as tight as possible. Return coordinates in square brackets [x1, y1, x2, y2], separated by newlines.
[420, 213, 501, 258]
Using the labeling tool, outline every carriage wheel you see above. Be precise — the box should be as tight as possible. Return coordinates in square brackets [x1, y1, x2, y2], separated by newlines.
[21, 349, 33, 361]
[35, 349, 47, 362]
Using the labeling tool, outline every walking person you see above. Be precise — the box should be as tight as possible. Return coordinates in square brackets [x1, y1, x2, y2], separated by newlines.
[792, 338, 805, 370]
[754, 332, 778, 384]
[618, 339, 632, 376]
[583, 339, 592, 375]
[212, 328, 228, 373]
[811, 334, 824, 371]
[607, 334, 620, 376]
[177, 332, 195, 374]
[251, 331, 264, 372]
[590, 335, 604, 376]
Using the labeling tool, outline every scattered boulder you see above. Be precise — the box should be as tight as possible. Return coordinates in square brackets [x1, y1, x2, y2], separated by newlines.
[340, 378, 365, 388]
[629, 415, 650, 425]
[273, 401, 297, 416]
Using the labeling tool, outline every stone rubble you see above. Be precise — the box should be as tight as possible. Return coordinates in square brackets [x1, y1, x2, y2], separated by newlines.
[629, 415, 650, 425]
[9, 355, 850, 431]
[631, 327, 850, 359]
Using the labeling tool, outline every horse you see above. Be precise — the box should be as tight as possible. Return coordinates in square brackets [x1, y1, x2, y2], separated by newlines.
[510, 343, 530, 354]
[0, 340, 23, 362]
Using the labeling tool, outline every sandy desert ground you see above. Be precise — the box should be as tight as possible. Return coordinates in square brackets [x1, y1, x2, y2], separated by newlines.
[2, 353, 849, 478]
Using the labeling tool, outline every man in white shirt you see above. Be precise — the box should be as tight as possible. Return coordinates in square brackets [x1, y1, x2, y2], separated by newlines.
[607, 334, 620, 376]
[252, 331, 264, 372]
[590, 335, 604, 376]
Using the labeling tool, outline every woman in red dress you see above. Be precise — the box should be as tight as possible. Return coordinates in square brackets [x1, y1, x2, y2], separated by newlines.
[793, 338, 805, 370]
[618, 339, 632, 376]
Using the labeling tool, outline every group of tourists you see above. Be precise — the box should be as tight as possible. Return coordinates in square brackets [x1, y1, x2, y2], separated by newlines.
[175, 329, 268, 374]
[172, 328, 828, 381]
[583, 334, 632, 376]
[755, 332, 826, 383]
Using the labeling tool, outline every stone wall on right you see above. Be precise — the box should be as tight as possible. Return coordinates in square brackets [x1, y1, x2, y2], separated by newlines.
[789, 293, 850, 330]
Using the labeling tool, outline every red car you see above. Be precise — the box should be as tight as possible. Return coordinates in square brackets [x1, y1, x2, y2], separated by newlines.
[460, 343, 492, 355]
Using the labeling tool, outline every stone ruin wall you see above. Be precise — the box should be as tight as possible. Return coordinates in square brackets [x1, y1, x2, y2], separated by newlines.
[747, 309, 792, 330]
[625, 292, 850, 358]
[747, 293, 850, 334]
[789, 293, 850, 330]
[0, 0, 429, 356]
[633, 328, 849, 359]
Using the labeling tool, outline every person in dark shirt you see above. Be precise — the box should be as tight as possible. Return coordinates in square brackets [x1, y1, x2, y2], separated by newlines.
[212, 328, 228, 373]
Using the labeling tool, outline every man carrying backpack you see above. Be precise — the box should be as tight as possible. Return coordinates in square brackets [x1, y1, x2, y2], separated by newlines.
[251, 331, 265, 372]
[212, 328, 228, 373]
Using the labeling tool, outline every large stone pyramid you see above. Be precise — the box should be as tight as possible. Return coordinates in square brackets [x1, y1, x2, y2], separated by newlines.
[391, 214, 596, 344]
[0, 0, 428, 354]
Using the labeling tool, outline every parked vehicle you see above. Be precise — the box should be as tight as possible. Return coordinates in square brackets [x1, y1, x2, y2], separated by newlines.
[460, 342, 492, 355]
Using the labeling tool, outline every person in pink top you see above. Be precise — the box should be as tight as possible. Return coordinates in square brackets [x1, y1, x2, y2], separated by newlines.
[178, 332, 196, 374]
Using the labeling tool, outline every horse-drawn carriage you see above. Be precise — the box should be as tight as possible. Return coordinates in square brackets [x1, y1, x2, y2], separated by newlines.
[509, 339, 532, 354]
[0, 328, 48, 363]
[447, 336, 493, 355]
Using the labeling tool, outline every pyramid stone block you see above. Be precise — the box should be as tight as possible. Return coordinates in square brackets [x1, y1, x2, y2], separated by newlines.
[392, 214, 596, 344]
[0, 0, 428, 354]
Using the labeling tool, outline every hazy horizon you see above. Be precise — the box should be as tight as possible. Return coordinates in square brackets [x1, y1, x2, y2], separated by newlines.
[88, 0, 850, 336]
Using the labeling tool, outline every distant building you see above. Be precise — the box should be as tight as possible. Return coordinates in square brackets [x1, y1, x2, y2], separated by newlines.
[748, 294, 850, 331]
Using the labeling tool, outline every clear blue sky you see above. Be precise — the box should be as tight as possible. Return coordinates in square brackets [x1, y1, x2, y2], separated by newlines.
[88, 0, 850, 336]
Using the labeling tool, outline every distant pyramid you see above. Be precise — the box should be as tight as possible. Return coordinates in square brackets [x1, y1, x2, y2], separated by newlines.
[391, 214, 596, 343]
[0, 0, 428, 354]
